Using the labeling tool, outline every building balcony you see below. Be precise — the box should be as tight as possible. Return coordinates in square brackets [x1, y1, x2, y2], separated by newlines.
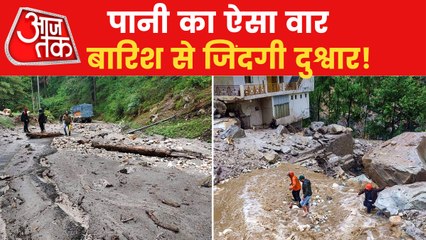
[215, 78, 308, 99]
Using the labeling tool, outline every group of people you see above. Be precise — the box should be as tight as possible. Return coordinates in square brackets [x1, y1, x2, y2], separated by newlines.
[287, 171, 312, 217]
[20, 108, 47, 133]
[287, 171, 384, 216]
[20, 108, 73, 136]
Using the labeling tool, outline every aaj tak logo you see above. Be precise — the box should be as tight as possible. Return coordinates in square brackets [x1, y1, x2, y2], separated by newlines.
[5, 7, 80, 65]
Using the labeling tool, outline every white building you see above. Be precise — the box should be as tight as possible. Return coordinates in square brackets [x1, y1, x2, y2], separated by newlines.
[214, 76, 314, 129]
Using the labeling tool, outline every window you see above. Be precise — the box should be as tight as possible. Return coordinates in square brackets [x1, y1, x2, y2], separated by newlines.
[295, 95, 297, 99]
[245, 76, 252, 84]
[300, 94, 302, 98]
[291, 95, 293, 100]
[279, 76, 284, 83]
[305, 93, 308, 98]
[274, 103, 290, 118]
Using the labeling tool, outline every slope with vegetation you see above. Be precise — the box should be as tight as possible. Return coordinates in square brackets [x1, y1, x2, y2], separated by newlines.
[0, 76, 211, 140]
[309, 76, 426, 140]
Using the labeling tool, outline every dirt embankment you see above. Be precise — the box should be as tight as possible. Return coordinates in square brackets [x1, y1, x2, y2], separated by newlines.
[214, 163, 411, 240]
[0, 122, 212, 240]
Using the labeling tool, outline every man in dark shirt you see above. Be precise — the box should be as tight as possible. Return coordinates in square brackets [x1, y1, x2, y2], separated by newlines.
[299, 175, 312, 217]
[358, 183, 385, 213]
[38, 109, 47, 132]
[20, 108, 30, 133]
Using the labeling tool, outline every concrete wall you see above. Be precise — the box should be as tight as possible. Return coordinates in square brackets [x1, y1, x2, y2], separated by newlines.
[290, 92, 310, 119]
[260, 97, 273, 125]
[240, 100, 263, 127]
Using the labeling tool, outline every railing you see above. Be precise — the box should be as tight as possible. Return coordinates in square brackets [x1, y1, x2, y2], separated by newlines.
[215, 79, 307, 97]
[244, 84, 266, 96]
[214, 85, 240, 96]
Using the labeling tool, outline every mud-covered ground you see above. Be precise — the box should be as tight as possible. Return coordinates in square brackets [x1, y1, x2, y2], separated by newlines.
[0, 122, 212, 240]
[214, 163, 411, 240]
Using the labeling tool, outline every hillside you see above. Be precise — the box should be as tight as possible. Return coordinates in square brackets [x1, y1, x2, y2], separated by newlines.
[0, 76, 211, 140]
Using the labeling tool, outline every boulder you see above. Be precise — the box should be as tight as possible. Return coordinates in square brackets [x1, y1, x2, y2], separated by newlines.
[309, 121, 325, 132]
[262, 151, 280, 164]
[303, 128, 314, 136]
[214, 118, 241, 130]
[281, 146, 291, 154]
[214, 100, 227, 116]
[325, 133, 354, 156]
[317, 126, 328, 134]
[220, 125, 246, 139]
[362, 132, 426, 186]
[389, 216, 403, 226]
[328, 124, 347, 134]
[276, 125, 290, 135]
[375, 182, 426, 216]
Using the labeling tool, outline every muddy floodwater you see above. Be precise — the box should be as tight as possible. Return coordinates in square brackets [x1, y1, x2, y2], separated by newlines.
[0, 123, 211, 239]
[214, 163, 409, 240]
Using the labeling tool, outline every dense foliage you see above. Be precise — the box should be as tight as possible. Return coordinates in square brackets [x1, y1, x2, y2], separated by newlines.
[310, 76, 426, 140]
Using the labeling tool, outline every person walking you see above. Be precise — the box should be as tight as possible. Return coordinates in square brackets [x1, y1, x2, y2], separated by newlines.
[38, 109, 47, 132]
[358, 183, 385, 213]
[287, 171, 301, 206]
[299, 175, 312, 217]
[20, 108, 30, 133]
[61, 111, 72, 136]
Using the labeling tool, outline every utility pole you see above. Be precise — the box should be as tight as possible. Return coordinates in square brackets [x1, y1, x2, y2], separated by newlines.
[37, 76, 41, 110]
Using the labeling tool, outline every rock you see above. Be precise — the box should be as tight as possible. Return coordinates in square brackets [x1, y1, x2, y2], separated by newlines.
[318, 126, 328, 134]
[262, 151, 280, 164]
[214, 118, 241, 130]
[220, 125, 246, 139]
[303, 128, 314, 136]
[310, 121, 325, 132]
[281, 146, 291, 154]
[347, 174, 372, 184]
[325, 133, 354, 156]
[197, 109, 206, 115]
[332, 183, 340, 189]
[362, 132, 426, 186]
[228, 112, 235, 117]
[375, 182, 426, 216]
[313, 132, 322, 140]
[183, 96, 191, 103]
[214, 100, 227, 116]
[290, 150, 299, 157]
[276, 125, 290, 135]
[328, 124, 346, 134]
[389, 216, 403, 226]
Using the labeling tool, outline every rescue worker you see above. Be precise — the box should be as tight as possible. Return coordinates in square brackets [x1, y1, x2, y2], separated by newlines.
[299, 175, 312, 217]
[358, 183, 385, 213]
[20, 108, 30, 133]
[60, 111, 72, 136]
[288, 171, 301, 206]
[38, 109, 47, 132]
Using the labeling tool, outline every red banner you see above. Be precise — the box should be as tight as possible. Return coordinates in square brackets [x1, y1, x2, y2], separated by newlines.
[0, 0, 425, 76]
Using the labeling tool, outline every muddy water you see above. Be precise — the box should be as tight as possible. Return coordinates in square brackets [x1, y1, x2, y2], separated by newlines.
[215, 163, 407, 240]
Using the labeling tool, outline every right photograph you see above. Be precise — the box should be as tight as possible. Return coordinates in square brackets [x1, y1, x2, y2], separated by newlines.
[213, 76, 426, 239]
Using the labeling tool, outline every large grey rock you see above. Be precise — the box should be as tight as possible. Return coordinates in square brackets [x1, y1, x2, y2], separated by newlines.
[220, 125, 246, 139]
[214, 100, 227, 116]
[325, 133, 354, 156]
[309, 121, 325, 132]
[328, 124, 347, 134]
[375, 182, 426, 216]
[362, 132, 426, 186]
[262, 151, 280, 164]
[276, 125, 289, 135]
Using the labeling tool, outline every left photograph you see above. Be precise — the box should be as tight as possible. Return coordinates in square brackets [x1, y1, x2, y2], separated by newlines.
[0, 76, 212, 239]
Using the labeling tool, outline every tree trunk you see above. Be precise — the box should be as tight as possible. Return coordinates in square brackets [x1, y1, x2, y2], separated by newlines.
[27, 132, 63, 139]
